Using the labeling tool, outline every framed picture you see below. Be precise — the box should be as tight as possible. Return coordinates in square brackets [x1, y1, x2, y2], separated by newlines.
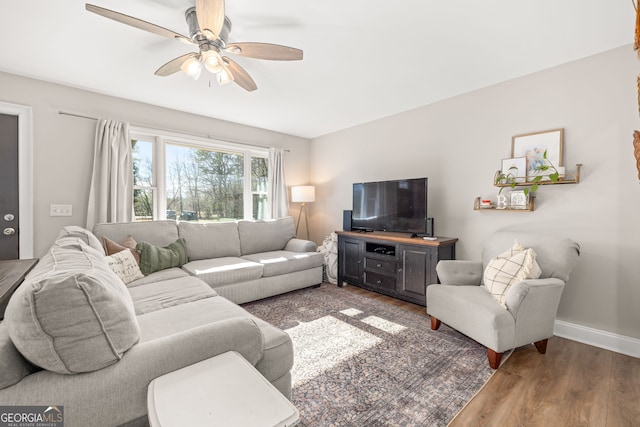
[509, 190, 529, 209]
[500, 157, 526, 183]
[512, 128, 563, 178]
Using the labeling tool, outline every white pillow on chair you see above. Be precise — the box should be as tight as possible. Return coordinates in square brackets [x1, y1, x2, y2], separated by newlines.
[483, 240, 541, 308]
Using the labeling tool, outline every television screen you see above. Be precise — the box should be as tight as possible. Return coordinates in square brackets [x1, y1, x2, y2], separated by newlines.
[351, 178, 428, 234]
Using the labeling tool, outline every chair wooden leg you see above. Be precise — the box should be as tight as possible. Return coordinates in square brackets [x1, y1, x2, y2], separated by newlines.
[430, 316, 441, 330]
[534, 338, 548, 354]
[487, 349, 503, 369]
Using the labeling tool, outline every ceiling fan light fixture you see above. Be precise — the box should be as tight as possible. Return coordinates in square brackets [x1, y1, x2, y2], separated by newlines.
[225, 45, 242, 54]
[202, 49, 224, 73]
[217, 65, 234, 85]
[181, 56, 202, 80]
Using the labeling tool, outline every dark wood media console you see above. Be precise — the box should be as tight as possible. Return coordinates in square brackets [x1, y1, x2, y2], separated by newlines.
[337, 231, 457, 306]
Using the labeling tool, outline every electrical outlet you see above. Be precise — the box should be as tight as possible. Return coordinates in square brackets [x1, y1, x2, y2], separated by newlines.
[50, 204, 73, 217]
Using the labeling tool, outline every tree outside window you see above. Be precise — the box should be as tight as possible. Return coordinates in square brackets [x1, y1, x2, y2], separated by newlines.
[131, 131, 269, 222]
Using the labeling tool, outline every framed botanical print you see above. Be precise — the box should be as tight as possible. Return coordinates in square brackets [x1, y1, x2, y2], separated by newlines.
[500, 157, 526, 183]
[512, 128, 563, 178]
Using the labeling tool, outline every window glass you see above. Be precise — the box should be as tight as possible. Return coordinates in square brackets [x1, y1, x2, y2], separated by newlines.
[166, 143, 244, 222]
[251, 157, 268, 220]
[131, 130, 269, 222]
[132, 139, 155, 221]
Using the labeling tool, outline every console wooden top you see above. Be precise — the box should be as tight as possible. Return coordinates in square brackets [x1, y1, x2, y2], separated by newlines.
[0, 258, 38, 320]
[337, 231, 458, 247]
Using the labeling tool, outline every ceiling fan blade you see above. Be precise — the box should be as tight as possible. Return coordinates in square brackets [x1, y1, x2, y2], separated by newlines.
[196, 0, 225, 40]
[222, 57, 257, 92]
[85, 3, 193, 45]
[225, 43, 303, 61]
[155, 53, 199, 76]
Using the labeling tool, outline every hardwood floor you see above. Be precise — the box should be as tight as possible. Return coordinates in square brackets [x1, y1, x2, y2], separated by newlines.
[342, 285, 640, 427]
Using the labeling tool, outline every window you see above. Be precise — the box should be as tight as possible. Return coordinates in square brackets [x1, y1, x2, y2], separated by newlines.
[131, 128, 269, 222]
[132, 139, 156, 221]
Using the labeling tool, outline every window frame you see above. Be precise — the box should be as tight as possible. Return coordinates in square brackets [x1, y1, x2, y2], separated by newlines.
[131, 126, 269, 221]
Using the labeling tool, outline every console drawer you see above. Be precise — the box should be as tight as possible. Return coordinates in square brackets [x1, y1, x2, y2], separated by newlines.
[364, 257, 396, 275]
[363, 271, 395, 291]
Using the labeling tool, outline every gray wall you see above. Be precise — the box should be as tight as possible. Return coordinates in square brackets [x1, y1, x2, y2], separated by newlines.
[0, 72, 311, 257]
[309, 45, 640, 341]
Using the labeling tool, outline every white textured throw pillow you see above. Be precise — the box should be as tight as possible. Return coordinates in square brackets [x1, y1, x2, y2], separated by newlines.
[496, 240, 542, 279]
[483, 241, 541, 308]
[106, 249, 144, 285]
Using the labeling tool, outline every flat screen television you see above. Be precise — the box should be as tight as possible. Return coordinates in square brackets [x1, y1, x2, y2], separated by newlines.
[351, 177, 428, 235]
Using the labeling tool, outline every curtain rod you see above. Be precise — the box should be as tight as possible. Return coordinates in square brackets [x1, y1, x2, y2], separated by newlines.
[58, 110, 290, 152]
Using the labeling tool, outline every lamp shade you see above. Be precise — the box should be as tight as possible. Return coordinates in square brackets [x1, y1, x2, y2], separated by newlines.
[291, 186, 315, 203]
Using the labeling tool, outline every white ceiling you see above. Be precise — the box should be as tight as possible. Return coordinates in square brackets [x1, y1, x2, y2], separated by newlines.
[0, 1, 633, 139]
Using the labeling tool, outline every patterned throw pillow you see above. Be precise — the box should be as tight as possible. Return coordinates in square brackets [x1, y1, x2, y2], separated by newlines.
[102, 235, 141, 265]
[105, 249, 144, 285]
[483, 241, 541, 309]
[136, 238, 188, 276]
[495, 240, 542, 279]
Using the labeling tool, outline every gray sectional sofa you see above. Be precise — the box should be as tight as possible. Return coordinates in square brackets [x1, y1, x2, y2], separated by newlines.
[0, 217, 323, 427]
[93, 216, 323, 304]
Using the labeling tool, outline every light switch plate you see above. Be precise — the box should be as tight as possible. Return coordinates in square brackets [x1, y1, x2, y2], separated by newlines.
[50, 204, 73, 217]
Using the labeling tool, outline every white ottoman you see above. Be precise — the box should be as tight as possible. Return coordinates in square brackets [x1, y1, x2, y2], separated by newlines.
[147, 351, 299, 427]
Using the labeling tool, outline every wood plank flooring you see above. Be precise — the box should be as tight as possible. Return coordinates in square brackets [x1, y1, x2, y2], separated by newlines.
[342, 285, 640, 427]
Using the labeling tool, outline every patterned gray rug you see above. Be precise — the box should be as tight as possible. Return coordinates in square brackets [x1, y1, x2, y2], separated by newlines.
[242, 284, 495, 427]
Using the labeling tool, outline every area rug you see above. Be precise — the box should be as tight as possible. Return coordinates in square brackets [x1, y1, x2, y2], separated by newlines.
[242, 284, 496, 426]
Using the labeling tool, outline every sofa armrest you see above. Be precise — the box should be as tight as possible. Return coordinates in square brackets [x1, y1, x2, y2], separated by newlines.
[285, 238, 317, 252]
[435, 260, 483, 286]
[0, 317, 264, 426]
[505, 278, 566, 345]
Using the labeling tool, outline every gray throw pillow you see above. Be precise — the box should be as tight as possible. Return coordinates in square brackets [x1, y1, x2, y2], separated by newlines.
[57, 225, 105, 253]
[5, 243, 140, 374]
[137, 238, 188, 276]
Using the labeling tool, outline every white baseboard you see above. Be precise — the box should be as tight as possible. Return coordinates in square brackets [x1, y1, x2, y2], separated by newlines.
[554, 320, 640, 358]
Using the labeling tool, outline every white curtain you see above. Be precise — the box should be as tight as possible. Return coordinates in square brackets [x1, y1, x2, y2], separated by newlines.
[268, 147, 289, 219]
[86, 119, 133, 230]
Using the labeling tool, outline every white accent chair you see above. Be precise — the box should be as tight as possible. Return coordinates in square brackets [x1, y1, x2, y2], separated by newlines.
[426, 232, 580, 369]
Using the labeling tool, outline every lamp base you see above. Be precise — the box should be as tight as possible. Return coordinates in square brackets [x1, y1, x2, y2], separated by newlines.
[295, 203, 310, 239]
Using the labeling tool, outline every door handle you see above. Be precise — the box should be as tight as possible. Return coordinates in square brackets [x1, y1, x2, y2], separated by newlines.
[3, 228, 15, 236]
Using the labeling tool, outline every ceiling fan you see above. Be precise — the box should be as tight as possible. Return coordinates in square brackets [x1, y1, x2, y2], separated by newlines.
[85, 1, 303, 91]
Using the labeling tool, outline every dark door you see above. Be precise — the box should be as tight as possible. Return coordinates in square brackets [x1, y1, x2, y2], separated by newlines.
[0, 113, 19, 260]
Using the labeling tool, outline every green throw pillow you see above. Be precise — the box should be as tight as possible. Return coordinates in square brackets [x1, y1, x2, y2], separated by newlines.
[137, 238, 188, 276]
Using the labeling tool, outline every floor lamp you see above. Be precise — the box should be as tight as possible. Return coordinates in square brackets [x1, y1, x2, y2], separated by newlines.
[291, 186, 315, 239]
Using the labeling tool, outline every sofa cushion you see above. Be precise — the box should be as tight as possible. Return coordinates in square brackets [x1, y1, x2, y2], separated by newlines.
[426, 284, 516, 352]
[128, 276, 217, 315]
[137, 238, 188, 276]
[93, 220, 179, 248]
[0, 322, 38, 390]
[237, 217, 296, 255]
[242, 250, 324, 277]
[136, 297, 293, 383]
[4, 242, 140, 374]
[127, 267, 190, 288]
[178, 221, 241, 260]
[182, 257, 263, 287]
[105, 249, 145, 285]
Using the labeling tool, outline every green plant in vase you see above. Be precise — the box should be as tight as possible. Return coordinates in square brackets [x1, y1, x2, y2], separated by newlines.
[494, 166, 521, 193]
[526, 149, 559, 196]
[495, 150, 560, 196]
